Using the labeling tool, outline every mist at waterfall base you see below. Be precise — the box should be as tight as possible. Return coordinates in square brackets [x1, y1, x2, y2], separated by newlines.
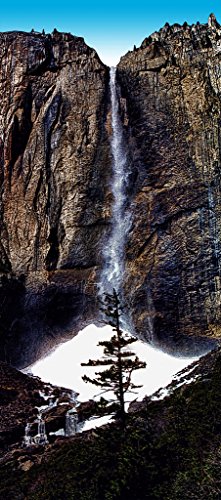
[29, 324, 198, 414]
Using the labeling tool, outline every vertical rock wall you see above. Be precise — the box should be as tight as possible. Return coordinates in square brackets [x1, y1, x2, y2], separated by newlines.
[118, 15, 221, 352]
[0, 30, 110, 365]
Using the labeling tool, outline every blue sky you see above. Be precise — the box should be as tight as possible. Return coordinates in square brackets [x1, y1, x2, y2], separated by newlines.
[0, 1, 220, 65]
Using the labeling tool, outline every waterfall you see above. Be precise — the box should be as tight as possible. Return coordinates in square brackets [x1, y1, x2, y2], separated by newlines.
[65, 408, 79, 436]
[22, 423, 34, 447]
[22, 414, 48, 447]
[22, 388, 83, 445]
[22, 389, 53, 447]
[100, 67, 131, 298]
[35, 413, 48, 445]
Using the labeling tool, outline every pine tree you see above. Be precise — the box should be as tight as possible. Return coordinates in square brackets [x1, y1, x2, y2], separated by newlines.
[81, 289, 146, 427]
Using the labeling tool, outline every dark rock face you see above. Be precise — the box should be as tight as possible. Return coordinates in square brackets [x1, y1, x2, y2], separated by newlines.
[0, 30, 110, 366]
[118, 14, 221, 352]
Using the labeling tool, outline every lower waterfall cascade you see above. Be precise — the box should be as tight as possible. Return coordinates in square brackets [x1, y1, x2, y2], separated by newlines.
[22, 388, 79, 447]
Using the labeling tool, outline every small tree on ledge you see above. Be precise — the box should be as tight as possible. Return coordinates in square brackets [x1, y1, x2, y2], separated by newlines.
[81, 289, 146, 427]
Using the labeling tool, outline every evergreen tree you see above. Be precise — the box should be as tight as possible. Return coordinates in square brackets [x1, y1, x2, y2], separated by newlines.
[81, 289, 146, 427]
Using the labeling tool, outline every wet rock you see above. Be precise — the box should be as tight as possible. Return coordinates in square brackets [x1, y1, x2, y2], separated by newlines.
[118, 15, 221, 352]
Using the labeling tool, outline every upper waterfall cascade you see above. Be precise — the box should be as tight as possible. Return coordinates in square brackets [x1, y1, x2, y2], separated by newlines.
[100, 67, 131, 297]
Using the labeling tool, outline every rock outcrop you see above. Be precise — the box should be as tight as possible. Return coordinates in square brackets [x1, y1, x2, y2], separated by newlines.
[118, 14, 221, 352]
[0, 30, 110, 366]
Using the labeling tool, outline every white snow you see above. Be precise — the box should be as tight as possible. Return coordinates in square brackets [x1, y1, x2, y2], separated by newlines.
[28, 324, 198, 406]
[78, 415, 113, 432]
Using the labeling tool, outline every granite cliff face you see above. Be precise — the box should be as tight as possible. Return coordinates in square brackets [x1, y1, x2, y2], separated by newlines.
[1, 17, 221, 363]
[0, 30, 110, 366]
[118, 14, 221, 352]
